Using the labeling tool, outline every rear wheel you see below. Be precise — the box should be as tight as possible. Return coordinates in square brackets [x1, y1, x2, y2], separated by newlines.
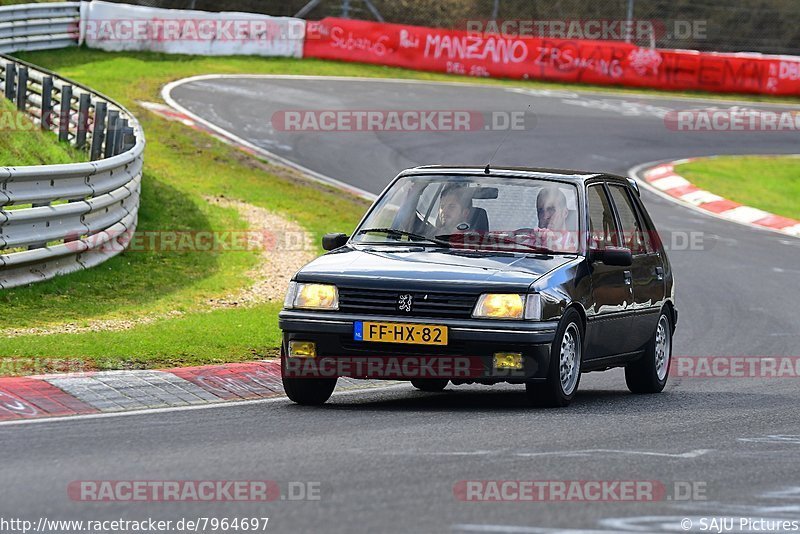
[410, 379, 448, 392]
[625, 311, 672, 393]
[526, 308, 583, 408]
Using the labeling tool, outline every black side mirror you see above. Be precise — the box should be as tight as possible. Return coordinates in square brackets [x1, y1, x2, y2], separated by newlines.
[322, 233, 349, 251]
[591, 246, 633, 266]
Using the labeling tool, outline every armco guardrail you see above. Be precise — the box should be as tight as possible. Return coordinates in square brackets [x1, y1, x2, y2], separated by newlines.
[0, 54, 144, 289]
[0, 2, 79, 54]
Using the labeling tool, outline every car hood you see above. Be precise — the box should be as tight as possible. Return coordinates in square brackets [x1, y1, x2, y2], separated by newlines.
[295, 245, 578, 292]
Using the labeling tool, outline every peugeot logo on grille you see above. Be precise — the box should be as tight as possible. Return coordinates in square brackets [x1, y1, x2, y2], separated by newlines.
[398, 294, 413, 313]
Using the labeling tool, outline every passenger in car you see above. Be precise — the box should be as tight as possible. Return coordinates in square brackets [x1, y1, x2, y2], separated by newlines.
[536, 186, 569, 231]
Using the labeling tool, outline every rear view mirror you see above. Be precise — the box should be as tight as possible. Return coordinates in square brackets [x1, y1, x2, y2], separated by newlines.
[322, 233, 349, 251]
[593, 246, 633, 266]
[472, 187, 499, 199]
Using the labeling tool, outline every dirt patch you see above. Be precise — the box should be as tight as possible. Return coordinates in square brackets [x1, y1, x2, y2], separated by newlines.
[204, 196, 315, 308]
[0, 198, 315, 337]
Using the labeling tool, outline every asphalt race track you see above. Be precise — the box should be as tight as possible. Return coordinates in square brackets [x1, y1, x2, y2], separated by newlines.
[3, 78, 800, 534]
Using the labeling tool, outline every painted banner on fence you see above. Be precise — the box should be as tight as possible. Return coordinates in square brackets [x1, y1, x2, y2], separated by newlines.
[304, 18, 800, 96]
[79, 0, 305, 58]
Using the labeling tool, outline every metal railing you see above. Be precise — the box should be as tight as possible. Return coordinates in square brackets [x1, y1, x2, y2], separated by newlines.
[0, 2, 80, 54]
[0, 53, 144, 289]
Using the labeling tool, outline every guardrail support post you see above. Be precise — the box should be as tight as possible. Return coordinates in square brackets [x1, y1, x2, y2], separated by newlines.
[41, 76, 54, 130]
[90, 101, 108, 161]
[4, 62, 15, 101]
[123, 125, 136, 152]
[104, 110, 120, 159]
[116, 119, 128, 155]
[59, 84, 73, 143]
[76, 93, 91, 149]
[15, 66, 28, 112]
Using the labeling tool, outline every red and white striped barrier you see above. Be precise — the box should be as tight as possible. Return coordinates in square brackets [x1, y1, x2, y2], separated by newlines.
[642, 160, 800, 237]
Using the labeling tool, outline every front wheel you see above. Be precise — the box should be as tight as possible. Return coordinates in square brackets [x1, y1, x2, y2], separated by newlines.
[410, 379, 448, 392]
[526, 308, 583, 408]
[282, 375, 337, 405]
[625, 311, 672, 393]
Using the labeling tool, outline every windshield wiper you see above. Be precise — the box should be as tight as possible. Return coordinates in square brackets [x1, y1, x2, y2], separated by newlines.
[436, 233, 556, 254]
[357, 228, 452, 247]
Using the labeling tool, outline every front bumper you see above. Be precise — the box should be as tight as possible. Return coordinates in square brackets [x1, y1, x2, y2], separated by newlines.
[279, 310, 558, 382]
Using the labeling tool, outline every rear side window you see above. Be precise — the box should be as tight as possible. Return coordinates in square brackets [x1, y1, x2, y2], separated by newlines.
[587, 185, 619, 250]
[608, 184, 652, 254]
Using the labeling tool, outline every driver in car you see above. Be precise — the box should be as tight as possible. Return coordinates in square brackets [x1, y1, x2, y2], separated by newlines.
[435, 184, 473, 236]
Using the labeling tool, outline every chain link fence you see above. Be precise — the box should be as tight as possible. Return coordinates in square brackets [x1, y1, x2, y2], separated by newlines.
[106, 0, 800, 55]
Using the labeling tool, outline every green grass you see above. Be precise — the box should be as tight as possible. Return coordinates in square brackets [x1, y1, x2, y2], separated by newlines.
[2, 303, 283, 370]
[0, 98, 82, 166]
[1, 46, 797, 370]
[1, 49, 371, 367]
[676, 156, 800, 220]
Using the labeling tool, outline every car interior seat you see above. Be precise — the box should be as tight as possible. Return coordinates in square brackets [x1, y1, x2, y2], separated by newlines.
[467, 207, 489, 232]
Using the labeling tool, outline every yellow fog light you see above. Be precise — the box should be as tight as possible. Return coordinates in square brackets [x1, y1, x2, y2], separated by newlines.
[494, 352, 523, 370]
[289, 341, 317, 358]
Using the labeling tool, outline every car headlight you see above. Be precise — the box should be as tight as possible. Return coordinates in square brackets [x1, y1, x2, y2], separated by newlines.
[473, 293, 541, 320]
[284, 282, 339, 310]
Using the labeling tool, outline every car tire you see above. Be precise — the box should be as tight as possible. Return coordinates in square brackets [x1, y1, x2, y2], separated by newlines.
[625, 310, 672, 394]
[526, 308, 583, 408]
[282, 375, 337, 405]
[410, 379, 448, 392]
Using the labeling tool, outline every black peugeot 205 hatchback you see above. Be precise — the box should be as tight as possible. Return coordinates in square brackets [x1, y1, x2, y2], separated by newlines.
[279, 166, 676, 407]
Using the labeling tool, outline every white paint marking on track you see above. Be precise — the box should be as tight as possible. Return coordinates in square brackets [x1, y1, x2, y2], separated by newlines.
[739, 435, 800, 444]
[0, 383, 410, 428]
[161, 75, 377, 201]
[515, 448, 712, 459]
[358, 448, 712, 459]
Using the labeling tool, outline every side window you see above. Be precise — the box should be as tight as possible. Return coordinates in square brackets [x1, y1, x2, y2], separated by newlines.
[608, 185, 652, 254]
[587, 185, 619, 250]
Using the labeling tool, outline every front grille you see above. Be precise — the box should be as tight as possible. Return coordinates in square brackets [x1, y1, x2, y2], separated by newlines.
[337, 287, 479, 320]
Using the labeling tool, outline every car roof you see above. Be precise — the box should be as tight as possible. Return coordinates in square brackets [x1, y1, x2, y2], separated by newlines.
[402, 165, 628, 184]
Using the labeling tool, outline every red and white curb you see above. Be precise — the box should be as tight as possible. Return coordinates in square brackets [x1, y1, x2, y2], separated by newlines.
[143, 93, 376, 202]
[635, 158, 800, 238]
[0, 360, 385, 422]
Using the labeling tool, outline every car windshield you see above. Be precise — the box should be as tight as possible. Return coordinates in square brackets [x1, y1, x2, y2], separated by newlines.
[353, 175, 580, 254]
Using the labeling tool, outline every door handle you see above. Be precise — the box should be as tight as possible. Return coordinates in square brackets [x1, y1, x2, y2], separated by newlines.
[655, 266, 664, 281]
[623, 270, 632, 285]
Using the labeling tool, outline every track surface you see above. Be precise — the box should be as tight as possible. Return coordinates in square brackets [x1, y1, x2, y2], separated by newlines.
[3, 78, 800, 534]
